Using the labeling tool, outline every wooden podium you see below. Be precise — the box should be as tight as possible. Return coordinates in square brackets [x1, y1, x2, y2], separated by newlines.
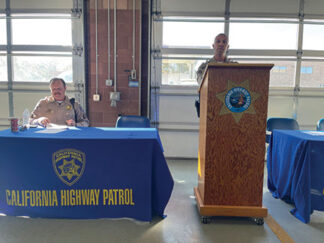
[194, 63, 273, 223]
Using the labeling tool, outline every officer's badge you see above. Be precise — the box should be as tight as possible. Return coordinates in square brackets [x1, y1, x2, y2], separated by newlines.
[66, 105, 72, 110]
[52, 149, 86, 186]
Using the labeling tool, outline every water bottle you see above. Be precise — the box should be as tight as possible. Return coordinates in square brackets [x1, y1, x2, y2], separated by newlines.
[22, 108, 30, 126]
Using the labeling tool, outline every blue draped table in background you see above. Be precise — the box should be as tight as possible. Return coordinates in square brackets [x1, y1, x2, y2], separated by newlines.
[0, 127, 174, 221]
[267, 130, 324, 223]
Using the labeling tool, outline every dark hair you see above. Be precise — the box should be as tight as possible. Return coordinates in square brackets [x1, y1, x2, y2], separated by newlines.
[49, 77, 66, 88]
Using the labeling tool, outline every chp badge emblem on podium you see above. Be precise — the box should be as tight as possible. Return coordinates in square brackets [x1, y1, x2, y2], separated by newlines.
[216, 79, 260, 123]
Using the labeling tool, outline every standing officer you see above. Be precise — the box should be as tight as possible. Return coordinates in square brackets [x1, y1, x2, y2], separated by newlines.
[196, 33, 233, 85]
[195, 33, 234, 117]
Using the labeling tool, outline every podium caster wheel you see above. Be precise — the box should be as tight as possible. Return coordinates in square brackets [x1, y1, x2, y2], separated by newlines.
[254, 217, 264, 225]
[201, 216, 210, 224]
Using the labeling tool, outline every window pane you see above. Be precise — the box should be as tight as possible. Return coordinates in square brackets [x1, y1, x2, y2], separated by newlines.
[0, 17, 6, 44]
[240, 60, 296, 87]
[163, 20, 224, 48]
[162, 59, 204, 85]
[300, 62, 324, 87]
[303, 24, 324, 50]
[12, 18, 71, 45]
[0, 54, 7, 81]
[13, 56, 72, 82]
[230, 21, 298, 50]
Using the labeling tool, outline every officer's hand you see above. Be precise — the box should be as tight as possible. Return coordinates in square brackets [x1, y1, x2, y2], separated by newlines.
[38, 117, 50, 127]
[66, 119, 76, 126]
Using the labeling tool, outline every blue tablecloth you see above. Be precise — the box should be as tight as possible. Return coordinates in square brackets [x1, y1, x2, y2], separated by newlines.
[0, 127, 173, 221]
[267, 130, 324, 223]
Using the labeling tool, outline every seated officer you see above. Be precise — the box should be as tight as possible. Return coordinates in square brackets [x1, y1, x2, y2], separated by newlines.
[30, 77, 89, 127]
[195, 33, 233, 117]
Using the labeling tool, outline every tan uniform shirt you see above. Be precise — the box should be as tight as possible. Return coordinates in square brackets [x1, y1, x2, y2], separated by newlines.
[30, 96, 89, 127]
[196, 57, 233, 85]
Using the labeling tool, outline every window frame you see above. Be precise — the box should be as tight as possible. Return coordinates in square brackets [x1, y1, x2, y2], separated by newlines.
[153, 16, 324, 89]
[0, 0, 86, 117]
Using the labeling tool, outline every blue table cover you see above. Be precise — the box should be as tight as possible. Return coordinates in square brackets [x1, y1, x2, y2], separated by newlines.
[0, 127, 174, 221]
[267, 130, 324, 223]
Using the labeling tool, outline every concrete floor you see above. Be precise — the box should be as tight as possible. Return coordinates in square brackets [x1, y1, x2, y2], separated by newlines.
[0, 159, 323, 243]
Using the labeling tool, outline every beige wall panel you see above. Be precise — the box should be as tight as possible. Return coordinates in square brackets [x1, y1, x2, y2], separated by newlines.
[0, 92, 9, 118]
[159, 95, 199, 126]
[13, 92, 49, 119]
[267, 96, 295, 119]
[0, 92, 9, 129]
[10, 0, 73, 9]
[304, 0, 324, 16]
[231, 0, 299, 14]
[161, 0, 225, 15]
[297, 97, 324, 130]
[159, 130, 198, 158]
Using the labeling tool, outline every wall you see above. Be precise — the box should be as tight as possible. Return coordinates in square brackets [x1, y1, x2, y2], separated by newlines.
[87, 0, 142, 127]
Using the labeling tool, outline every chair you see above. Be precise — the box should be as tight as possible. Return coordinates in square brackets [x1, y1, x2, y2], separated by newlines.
[266, 118, 299, 143]
[316, 118, 324, 131]
[115, 115, 151, 128]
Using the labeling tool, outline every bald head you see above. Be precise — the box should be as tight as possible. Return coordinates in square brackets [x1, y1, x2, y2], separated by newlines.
[212, 33, 229, 62]
[214, 33, 228, 44]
